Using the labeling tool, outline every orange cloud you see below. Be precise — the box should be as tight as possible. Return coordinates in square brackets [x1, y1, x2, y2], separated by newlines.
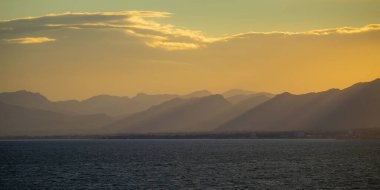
[1, 11, 380, 50]
[4, 37, 56, 44]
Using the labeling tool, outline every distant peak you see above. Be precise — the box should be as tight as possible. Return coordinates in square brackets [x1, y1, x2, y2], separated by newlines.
[15, 90, 29, 93]
[1, 90, 47, 99]
[203, 94, 226, 100]
[14, 90, 39, 95]
[132, 93, 177, 100]
[370, 78, 380, 85]
[191, 94, 230, 105]
[91, 94, 127, 99]
[325, 88, 340, 93]
[222, 89, 254, 97]
[83, 94, 129, 102]
[0, 90, 50, 103]
[276, 92, 293, 97]
[342, 78, 380, 92]
[183, 90, 212, 98]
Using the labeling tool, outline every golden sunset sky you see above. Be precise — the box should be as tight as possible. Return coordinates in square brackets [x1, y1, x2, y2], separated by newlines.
[0, 0, 379, 100]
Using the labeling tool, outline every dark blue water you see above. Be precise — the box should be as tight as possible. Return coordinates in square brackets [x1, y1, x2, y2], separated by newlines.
[1, 139, 380, 189]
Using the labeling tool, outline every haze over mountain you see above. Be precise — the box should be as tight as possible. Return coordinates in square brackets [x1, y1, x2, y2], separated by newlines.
[182, 90, 212, 99]
[0, 102, 112, 137]
[222, 89, 255, 98]
[225, 92, 274, 104]
[104, 92, 273, 134]
[0, 89, 267, 117]
[0, 90, 58, 112]
[0, 89, 271, 136]
[0, 91, 177, 117]
[105, 95, 232, 133]
[217, 78, 380, 132]
[1, 79, 380, 137]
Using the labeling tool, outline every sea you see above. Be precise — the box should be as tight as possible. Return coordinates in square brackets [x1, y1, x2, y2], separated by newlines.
[1, 139, 379, 189]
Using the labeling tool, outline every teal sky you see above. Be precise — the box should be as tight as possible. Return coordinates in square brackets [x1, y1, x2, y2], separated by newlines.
[1, 0, 379, 36]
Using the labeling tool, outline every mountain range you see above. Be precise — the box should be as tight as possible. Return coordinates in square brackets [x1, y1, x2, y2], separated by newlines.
[0, 91, 177, 117]
[0, 102, 112, 137]
[0, 79, 379, 137]
[218, 79, 380, 132]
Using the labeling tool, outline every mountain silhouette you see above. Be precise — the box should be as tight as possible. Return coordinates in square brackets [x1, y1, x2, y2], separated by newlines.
[182, 90, 212, 99]
[1, 79, 379, 137]
[217, 78, 380, 132]
[0, 90, 56, 111]
[0, 91, 177, 117]
[225, 92, 274, 104]
[0, 102, 112, 137]
[222, 89, 255, 98]
[198, 94, 272, 129]
[105, 95, 231, 133]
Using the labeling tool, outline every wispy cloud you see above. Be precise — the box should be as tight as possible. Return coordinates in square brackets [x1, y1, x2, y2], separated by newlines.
[1, 11, 380, 49]
[4, 37, 56, 44]
[0, 11, 205, 50]
[146, 41, 200, 51]
[221, 24, 380, 40]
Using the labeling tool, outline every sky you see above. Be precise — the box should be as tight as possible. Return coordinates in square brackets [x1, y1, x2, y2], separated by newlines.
[0, 0, 380, 100]
[1, 0, 380, 35]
